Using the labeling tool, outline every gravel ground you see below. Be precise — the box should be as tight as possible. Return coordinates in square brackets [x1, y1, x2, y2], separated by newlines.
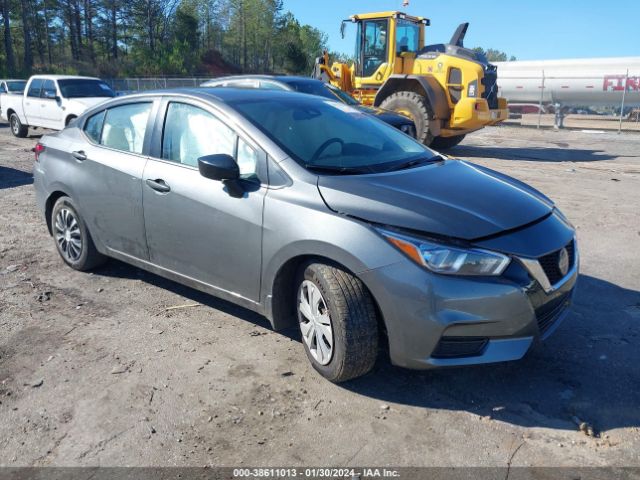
[0, 123, 639, 468]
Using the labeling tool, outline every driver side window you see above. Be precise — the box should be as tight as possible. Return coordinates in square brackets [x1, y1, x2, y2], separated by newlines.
[363, 19, 388, 77]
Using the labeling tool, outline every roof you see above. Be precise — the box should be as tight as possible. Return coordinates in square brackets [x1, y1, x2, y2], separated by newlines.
[28, 75, 102, 81]
[351, 11, 426, 22]
[110, 87, 325, 105]
[0, 79, 27, 83]
[202, 74, 320, 85]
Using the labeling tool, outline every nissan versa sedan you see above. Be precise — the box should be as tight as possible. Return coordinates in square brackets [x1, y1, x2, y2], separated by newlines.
[33, 88, 578, 382]
[201, 75, 417, 138]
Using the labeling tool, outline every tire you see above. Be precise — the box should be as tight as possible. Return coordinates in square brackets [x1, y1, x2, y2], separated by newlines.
[296, 262, 378, 383]
[380, 91, 434, 146]
[430, 134, 466, 150]
[51, 196, 106, 271]
[10, 113, 28, 138]
[65, 115, 77, 127]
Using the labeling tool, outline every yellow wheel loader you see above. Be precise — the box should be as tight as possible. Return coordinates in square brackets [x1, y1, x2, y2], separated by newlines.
[313, 11, 508, 149]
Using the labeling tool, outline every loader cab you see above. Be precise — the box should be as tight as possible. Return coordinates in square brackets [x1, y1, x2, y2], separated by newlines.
[347, 12, 428, 88]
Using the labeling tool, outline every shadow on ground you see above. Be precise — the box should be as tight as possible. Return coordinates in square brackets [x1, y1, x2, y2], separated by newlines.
[95, 259, 298, 341]
[0, 165, 33, 189]
[450, 145, 619, 162]
[94, 261, 640, 433]
[343, 274, 640, 434]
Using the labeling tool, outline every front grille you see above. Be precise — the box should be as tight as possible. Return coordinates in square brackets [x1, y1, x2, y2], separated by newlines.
[539, 240, 575, 285]
[482, 64, 499, 109]
[535, 291, 571, 336]
[432, 337, 488, 359]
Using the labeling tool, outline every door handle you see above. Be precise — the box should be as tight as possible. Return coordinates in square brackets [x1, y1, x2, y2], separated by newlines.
[71, 150, 87, 161]
[146, 178, 171, 193]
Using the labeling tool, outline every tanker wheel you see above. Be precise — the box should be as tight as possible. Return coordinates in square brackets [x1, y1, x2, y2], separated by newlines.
[430, 134, 466, 150]
[380, 91, 434, 146]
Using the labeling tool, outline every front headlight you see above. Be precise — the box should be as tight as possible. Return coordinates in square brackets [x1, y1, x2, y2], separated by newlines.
[378, 228, 510, 276]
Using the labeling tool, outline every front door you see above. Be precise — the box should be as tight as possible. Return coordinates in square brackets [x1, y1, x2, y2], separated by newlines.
[355, 19, 391, 87]
[142, 100, 266, 302]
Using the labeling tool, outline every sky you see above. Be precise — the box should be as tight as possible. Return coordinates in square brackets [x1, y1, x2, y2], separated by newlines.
[281, 0, 640, 61]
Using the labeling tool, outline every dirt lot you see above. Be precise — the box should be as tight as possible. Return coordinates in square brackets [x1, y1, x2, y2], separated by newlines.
[1, 123, 639, 468]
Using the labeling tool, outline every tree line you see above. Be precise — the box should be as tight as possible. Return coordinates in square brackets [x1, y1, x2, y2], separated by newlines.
[0, 0, 328, 78]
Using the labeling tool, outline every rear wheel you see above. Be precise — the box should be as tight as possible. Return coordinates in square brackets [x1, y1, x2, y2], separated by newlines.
[296, 262, 378, 383]
[10, 113, 28, 138]
[51, 196, 106, 271]
[430, 134, 466, 150]
[380, 91, 434, 146]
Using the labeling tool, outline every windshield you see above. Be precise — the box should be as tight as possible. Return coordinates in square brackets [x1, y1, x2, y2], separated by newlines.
[230, 95, 437, 173]
[286, 80, 359, 106]
[7, 81, 27, 93]
[58, 79, 115, 98]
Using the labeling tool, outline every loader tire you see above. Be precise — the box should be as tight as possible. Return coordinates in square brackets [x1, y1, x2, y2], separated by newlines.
[430, 134, 466, 150]
[380, 91, 434, 146]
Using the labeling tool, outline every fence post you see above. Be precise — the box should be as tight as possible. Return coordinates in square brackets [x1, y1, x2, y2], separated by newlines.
[136, 78, 140, 92]
[537, 70, 545, 129]
[618, 69, 629, 134]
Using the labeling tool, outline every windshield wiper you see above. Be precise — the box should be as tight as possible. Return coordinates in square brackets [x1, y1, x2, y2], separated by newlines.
[304, 164, 373, 175]
[384, 155, 444, 172]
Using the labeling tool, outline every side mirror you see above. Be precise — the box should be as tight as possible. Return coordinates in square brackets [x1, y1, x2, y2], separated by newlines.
[197, 154, 239, 181]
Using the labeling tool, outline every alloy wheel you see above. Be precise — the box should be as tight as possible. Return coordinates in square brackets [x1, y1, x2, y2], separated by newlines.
[54, 208, 83, 262]
[298, 280, 334, 365]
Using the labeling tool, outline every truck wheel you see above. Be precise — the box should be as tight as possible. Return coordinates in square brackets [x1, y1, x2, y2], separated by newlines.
[296, 262, 378, 383]
[430, 134, 466, 150]
[380, 91, 434, 146]
[10, 113, 28, 138]
[51, 196, 107, 271]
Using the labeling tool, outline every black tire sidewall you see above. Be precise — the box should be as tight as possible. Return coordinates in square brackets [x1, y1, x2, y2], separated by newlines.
[10, 114, 25, 137]
[296, 264, 348, 381]
[51, 197, 92, 270]
[380, 92, 434, 146]
[431, 134, 465, 150]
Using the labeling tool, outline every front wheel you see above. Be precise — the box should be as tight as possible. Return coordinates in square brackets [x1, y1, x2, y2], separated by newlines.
[430, 134, 466, 150]
[10, 113, 28, 138]
[380, 91, 434, 146]
[297, 262, 378, 383]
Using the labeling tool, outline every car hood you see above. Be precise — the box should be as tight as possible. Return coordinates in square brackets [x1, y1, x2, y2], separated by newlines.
[67, 97, 112, 108]
[356, 105, 413, 127]
[317, 159, 554, 240]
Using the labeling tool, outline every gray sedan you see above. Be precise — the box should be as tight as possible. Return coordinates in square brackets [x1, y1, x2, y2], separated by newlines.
[33, 88, 578, 382]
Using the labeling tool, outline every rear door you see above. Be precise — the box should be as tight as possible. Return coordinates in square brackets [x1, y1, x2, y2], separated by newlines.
[24, 78, 44, 124]
[142, 98, 267, 302]
[40, 79, 64, 128]
[71, 100, 158, 260]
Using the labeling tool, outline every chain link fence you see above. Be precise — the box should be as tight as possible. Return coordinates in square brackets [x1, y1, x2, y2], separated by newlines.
[104, 77, 214, 93]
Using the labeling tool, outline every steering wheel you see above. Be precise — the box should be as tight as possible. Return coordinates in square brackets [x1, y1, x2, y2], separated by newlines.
[311, 138, 344, 163]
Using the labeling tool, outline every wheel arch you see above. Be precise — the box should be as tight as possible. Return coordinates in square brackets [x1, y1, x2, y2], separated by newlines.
[265, 252, 388, 345]
[44, 190, 70, 235]
[373, 74, 450, 120]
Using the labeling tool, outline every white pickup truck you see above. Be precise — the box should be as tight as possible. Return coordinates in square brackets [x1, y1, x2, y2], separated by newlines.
[0, 75, 115, 137]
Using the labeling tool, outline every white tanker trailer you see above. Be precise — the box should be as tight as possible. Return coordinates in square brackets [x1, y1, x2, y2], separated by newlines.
[496, 57, 640, 108]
